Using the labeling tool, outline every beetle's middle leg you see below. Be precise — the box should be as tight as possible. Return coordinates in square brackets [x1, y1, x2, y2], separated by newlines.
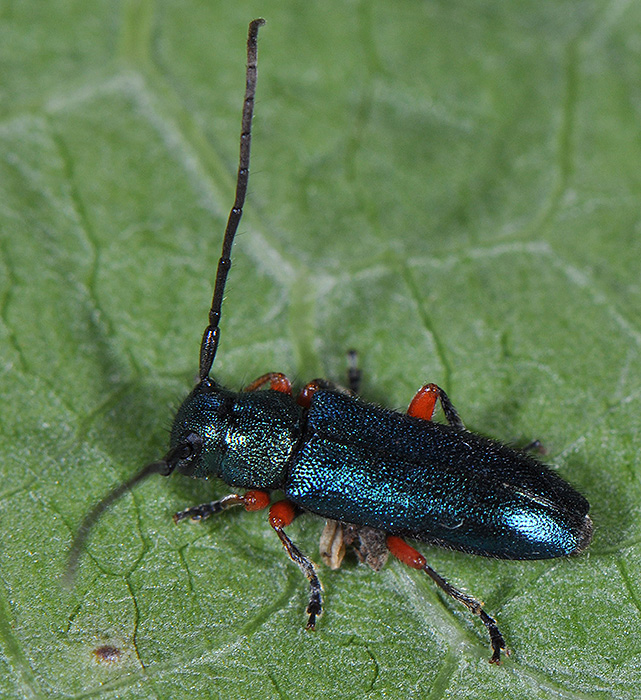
[407, 383, 465, 429]
[386, 535, 507, 664]
[269, 499, 323, 630]
[298, 349, 363, 409]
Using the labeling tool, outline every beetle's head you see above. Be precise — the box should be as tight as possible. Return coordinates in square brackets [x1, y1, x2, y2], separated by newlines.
[166, 380, 233, 479]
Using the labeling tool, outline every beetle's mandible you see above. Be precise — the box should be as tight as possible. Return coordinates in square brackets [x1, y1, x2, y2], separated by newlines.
[67, 18, 592, 665]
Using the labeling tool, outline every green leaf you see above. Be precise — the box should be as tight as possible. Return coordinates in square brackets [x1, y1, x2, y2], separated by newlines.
[1, 1, 639, 698]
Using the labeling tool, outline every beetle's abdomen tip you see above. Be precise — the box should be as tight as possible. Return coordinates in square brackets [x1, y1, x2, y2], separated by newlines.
[573, 514, 593, 555]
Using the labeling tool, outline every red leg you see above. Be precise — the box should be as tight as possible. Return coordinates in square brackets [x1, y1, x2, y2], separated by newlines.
[407, 383, 465, 430]
[387, 535, 507, 664]
[244, 372, 292, 395]
[297, 376, 358, 408]
[298, 350, 362, 408]
[269, 500, 323, 629]
[173, 489, 270, 522]
[297, 380, 323, 408]
[407, 383, 440, 420]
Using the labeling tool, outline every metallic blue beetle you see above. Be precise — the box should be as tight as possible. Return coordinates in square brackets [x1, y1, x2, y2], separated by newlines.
[172, 384, 591, 561]
[69, 19, 592, 665]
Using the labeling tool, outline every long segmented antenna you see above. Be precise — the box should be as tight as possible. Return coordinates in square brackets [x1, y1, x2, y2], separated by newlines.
[199, 18, 265, 382]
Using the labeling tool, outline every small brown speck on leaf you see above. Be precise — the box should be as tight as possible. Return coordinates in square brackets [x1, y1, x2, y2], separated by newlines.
[92, 645, 122, 664]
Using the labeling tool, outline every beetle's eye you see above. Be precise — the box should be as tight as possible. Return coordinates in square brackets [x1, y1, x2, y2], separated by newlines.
[177, 432, 202, 461]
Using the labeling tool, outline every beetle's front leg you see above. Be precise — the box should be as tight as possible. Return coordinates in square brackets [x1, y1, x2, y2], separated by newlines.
[387, 535, 507, 664]
[243, 372, 293, 394]
[269, 500, 323, 630]
[173, 489, 270, 523]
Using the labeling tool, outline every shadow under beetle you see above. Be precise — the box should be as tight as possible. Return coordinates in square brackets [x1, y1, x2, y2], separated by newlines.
[68, 19, 593, 664]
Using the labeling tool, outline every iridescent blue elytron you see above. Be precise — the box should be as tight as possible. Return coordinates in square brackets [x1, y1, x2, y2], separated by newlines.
[69, 20, 592, 666]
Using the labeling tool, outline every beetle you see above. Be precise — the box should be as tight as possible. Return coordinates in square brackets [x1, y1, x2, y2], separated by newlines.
[67, 18, 592, 664]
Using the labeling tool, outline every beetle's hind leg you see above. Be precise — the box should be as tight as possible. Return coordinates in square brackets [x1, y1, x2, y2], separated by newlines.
[269, 500, 323, 629]
[387, 535, 507, 664]
[421, 557, 506, 665]
[407, 383, 465, 430]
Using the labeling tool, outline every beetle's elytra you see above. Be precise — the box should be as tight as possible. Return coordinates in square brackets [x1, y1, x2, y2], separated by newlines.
[68, 18, 592, 665]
